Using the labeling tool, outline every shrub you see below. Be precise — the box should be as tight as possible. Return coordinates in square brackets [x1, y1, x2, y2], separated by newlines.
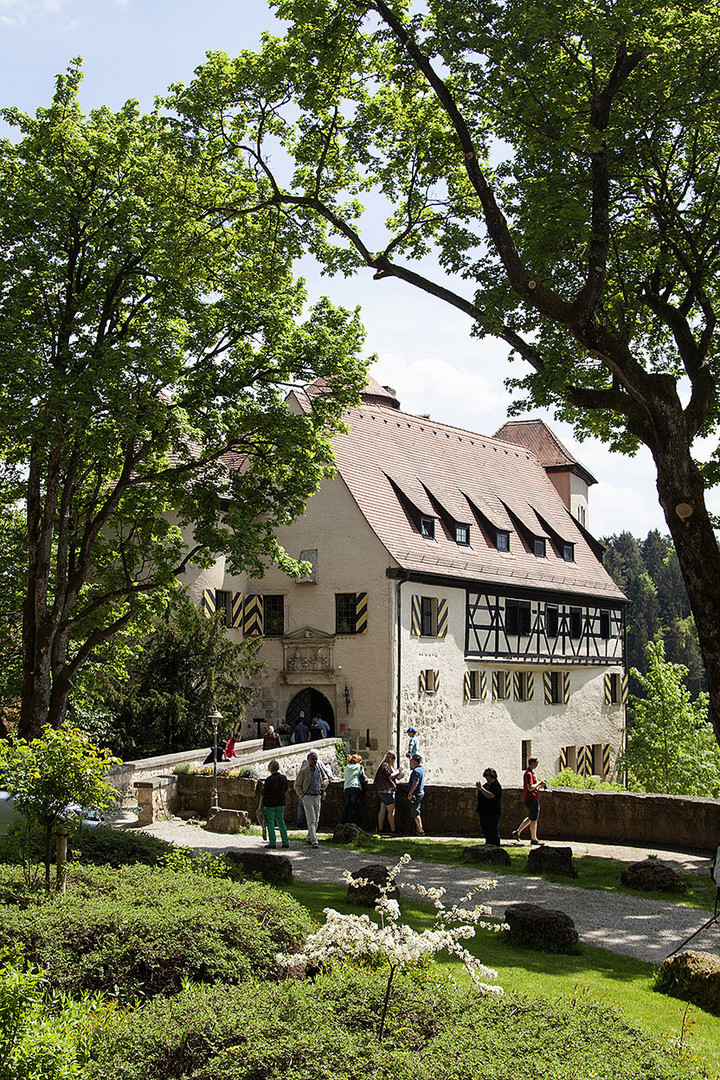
[172, 763, 190, 776]
[82, 966, 706, 1080]
[0, 863, 313, 1002]
[68, 825, 175, 868]
[546, 768, 624, 791]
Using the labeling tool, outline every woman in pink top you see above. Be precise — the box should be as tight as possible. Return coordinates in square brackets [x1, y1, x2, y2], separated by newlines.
[512, 757, 547, 845]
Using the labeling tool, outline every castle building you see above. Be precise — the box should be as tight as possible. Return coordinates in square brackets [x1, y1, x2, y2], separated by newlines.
[186, 379, 627, 785]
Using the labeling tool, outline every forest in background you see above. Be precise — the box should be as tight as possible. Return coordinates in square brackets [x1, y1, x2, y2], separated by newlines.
[602, 531, 706, 698]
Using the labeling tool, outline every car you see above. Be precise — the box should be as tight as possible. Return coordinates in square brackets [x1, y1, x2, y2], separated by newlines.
[0, 790, 103, 834]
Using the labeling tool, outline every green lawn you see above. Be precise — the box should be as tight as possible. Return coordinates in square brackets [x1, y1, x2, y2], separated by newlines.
[287, 830, 716, 911]
[283, 877, 720, 1074]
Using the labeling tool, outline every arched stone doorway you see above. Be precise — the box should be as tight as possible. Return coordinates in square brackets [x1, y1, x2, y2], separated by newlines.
[285, 688, 335, 737]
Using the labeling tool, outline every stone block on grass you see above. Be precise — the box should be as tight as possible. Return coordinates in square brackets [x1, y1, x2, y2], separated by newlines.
[656, 950, 720, 1013]
[527, 845, 577, 877]
[347, 863, 394, 907]
[225, 850, 293, 885]
[620, 858, 689, 893]
[332, 823, 373, 845]
[504, 902, 579, 953]
[461, 844, 512, 867]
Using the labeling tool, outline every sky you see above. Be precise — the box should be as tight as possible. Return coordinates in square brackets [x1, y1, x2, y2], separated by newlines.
[0, 0, 712, 539]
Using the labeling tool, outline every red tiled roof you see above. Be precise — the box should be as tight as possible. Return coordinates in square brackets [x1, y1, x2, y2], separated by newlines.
[333, 405, 624, 601]
[493, 419, 597, 485]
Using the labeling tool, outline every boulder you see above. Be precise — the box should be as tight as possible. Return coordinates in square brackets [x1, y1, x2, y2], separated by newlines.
[527, 845, 577, 877]
[225, 850, 293, 885]
[504, 902, 579, 953]
[461, 844, 512, 867]
[656, 951, 720, 1014]
[205, 808, 251, 834]
[347, 863, 395, 907]
[332, 823, 373, 845]
[620, 858, 689, 893]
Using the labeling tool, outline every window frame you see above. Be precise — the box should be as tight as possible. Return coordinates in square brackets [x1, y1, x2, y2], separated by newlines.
[545, 605, 559, 637]
[335, 593, 361, 635]
[562, 542, 575, 562]
[506, 599, 531, 636]
[263, 595, 285, 637]
[420, 596, 438, 637]
[455, 523, 470, 546]
[569, 606, 583, 639]
[420, 516, 436, 540]
[533, 537, 547, 558]
[496, 530, 510, 553]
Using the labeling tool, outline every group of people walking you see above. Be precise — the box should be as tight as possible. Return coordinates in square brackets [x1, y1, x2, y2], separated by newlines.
[251, 722, 548, 849]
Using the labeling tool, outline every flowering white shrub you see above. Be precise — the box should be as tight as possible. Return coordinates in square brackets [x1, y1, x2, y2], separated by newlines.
[279, 854, 504, 1038]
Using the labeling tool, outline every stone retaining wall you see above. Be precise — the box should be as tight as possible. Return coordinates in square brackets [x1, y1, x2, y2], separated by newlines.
[172, 775, 720, 854]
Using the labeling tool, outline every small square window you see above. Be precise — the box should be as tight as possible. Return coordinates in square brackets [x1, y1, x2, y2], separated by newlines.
[420, 596, 438, 636]
[569, 607, 582, 639]
[214, 590, 231, 628]
[420, 516, 435, 539]
[599, 610, 610, 639]
[546, 605, 559, 637]
[496, 530, 510, 552]
[506, 599, 531, 636]
[534, 538, 546, 558]
[522, 739, 532, 770]
[563, 543, 575, 562]
[608, 673, 623, 703]
[263, 595, 284, 637]
[455, 523, 470, 545]
[549, 671, 562, 703]
[467, 670, 481, 699]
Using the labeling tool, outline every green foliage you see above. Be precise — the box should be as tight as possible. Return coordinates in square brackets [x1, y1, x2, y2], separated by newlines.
[546, 768, 623, 792]
[0, 62, 368, 740]
[99, 593, 262, 759]
[82, 966, 706, 1080]
[0, 863, 313, 1003]
[619, 641, 720, 796]
[0, 960, 81, 1080]
[67, 825, 174, 868]
[603, 532, 705, 697]
[335, 741, 348, 771]
[160, 846, 231, 879]
[0, 727, 119, 889]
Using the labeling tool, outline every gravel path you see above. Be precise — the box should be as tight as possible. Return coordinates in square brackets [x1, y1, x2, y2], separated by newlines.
[140, 817, 719, 965]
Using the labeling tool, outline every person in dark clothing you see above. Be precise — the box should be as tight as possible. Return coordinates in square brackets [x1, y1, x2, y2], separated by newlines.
[293, 718, 310, 743]
[476, 767, 502, 846]
[262, 760, 290, 848]
[314, 714, 331, 738]
[309, 717, 325, 740]
[203, 743, 228, 765]
[262, 725, 282, 751]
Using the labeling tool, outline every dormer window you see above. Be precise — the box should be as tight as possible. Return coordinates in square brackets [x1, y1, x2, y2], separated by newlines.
[420, 516, 435, 539]
[563, 543, 575, 562]
[496, 530, 510, 552]
[533, 538, 546, 558]
[455, 524, 470, 546]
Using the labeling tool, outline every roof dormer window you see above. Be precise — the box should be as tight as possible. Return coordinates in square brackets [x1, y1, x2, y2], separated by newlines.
[496, 530, 510, 552]
[534, 538, 546, 558]
[563, 543, 575, 562]
[420, 516, 435, 539]
[455, 523, 470, 546]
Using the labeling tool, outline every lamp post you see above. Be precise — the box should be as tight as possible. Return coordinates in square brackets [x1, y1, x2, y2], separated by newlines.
[208, 707, 223, 813]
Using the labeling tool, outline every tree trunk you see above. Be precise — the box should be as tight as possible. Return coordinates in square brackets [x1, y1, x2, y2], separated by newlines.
[650, 415, 720, 742]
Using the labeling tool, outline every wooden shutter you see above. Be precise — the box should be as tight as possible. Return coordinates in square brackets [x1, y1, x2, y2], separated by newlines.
[621, 673, 628, 703]
[437, 598, 448, 638]
[492, 671, 500, 699]
[418, 669, 426, 693]
[355, 592, 368, 635]
[602, 743, 611, 777]
[513, 671, 521, 700]
[604, 673, 612, 705]
[464, 671, 472, 701]
[543, 671, 552, 705]
[527, 672, 534, 700]
[562, 671, 570, 704]
[577, 745, 592, 777]
[559, 745, 569, 770]
[479, 671, 487, 700]
[229, 592, 244, 628]
[243, 594, 263, 636]
[411, 594, 422, 636]
[201, 589, 215, 619]
[433, 669, 440, 693]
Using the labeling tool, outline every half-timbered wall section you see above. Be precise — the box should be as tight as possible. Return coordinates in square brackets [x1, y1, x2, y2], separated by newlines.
[466, 591, 624, 664]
